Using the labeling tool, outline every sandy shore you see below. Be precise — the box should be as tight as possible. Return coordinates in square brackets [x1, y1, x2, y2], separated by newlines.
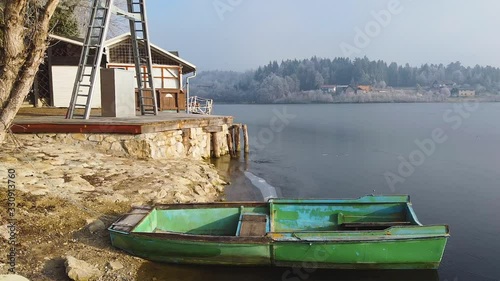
[0, 136, 227, 280]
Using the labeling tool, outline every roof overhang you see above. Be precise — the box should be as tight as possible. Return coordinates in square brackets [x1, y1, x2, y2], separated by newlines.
[104, 33, 196, 74]
[49, 34, 84, 46]
[48, 33, 196, 74]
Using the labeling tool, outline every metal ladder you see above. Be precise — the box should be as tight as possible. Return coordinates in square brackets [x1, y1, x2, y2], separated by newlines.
[67, 0, 114, 119]
[127, 0, 158, 115]
[67, 0, 158, 119]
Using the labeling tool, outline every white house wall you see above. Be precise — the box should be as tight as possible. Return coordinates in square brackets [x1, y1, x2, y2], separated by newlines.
[107, 64, 180, 90]
[161, 67, 180, 89]
[51, 66, 102, 108]
[135, 67, 179, 89]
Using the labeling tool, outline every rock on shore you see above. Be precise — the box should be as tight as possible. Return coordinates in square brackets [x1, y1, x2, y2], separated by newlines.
[0, 275, 30, 281]
[65, 256, 101, 281]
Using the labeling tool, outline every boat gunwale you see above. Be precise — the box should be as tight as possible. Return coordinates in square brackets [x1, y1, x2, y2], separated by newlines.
[269, 224, 450, 236]
[151, 195, 412, 210]
[153, 202, 269, 210]
[110, 223, 449, 244]
[269, 195, 411, 204]
[111, 229, 449, 244]
[122, 230, 272, 243]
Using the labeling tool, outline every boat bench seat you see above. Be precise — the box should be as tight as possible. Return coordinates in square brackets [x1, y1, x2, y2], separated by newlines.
[342, 221, 411, 230]
[110, 207, 152, 233]
[337, 213, 411, 230]
[237, 214, 268, 237]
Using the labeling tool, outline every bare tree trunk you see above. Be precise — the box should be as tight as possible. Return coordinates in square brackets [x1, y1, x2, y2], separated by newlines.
[0, 0, 59, 144]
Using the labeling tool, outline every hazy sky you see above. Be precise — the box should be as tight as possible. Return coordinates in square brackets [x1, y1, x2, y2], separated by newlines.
[145, 0, 500, 72]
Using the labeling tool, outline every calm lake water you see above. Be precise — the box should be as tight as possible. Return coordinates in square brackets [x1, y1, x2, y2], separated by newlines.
[208, 103, 500, 281]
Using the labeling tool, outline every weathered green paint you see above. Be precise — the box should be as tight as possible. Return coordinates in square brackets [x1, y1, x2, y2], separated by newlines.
[109, 195, 449, 269]
[272, 237, 447, 269]
[110, 233, 271, 265]
[271, 203, 406, 232]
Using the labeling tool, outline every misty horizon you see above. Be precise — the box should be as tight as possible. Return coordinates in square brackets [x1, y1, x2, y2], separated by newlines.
[147, 0, 500, 72]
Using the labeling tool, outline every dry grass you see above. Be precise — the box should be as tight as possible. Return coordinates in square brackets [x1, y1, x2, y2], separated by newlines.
[0, 188, 139, 280]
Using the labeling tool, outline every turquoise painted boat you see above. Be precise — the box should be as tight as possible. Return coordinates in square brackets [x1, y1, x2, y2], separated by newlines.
[108, 195, 449, 269]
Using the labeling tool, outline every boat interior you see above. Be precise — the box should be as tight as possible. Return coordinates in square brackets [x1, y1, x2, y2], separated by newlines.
[129, 197, 421, 237]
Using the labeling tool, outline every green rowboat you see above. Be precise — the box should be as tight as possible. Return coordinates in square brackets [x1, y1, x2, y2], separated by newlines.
[108, 195, 449, 269]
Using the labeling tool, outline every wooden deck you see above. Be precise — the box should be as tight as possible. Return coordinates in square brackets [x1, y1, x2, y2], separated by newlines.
[12, 112, 233, 134]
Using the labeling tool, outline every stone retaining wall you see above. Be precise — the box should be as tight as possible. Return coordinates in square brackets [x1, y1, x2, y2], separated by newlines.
[14, 125, 229, 160]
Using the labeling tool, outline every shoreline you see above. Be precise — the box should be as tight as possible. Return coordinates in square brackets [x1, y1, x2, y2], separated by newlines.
[214, 97, 499, 105]
[0, 137, 228, 280]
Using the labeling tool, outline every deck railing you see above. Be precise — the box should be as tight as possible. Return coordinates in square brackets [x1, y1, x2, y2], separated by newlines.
[188, 96, 213, 115]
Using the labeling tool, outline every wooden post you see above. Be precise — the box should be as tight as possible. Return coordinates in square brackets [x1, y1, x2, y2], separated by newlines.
[230, 125, 236, 157]
[176, 92, 180, 113]
[242, 124, 249, 153]
[234, 124, 241, 152]
[226, 132, 235, 158]
[33, 75, 40, 108]
[212, 132, 220, 158]
[48, 46, 55, 107]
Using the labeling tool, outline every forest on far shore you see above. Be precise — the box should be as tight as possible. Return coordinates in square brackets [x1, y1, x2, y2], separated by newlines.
[190, 57, 500, 103]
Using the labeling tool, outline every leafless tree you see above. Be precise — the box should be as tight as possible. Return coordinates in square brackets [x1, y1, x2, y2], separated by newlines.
[0, 0, 60, 143]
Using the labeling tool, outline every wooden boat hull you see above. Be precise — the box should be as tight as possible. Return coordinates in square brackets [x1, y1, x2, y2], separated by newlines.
[110, 233, 271, 266]
[109, 196, 449, 269]
[272, 236, 447, 269]
[110, 230, 447, 269]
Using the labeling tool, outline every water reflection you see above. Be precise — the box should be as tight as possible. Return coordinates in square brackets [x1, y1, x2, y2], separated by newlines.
[210, 155, 266, 201]
[209, 155, 247, 183]
[137, 262, 439, 281]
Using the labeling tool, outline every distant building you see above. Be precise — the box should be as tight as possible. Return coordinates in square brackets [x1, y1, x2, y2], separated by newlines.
[336, 85, 350, 94]
[320, 85, 337, 93]
[451, 87, 476, 97]
[357, 85, 372, 93]
[458, 89, 476, 97]
[344, 86, 357, 95]
[336, 84, 374, 94]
